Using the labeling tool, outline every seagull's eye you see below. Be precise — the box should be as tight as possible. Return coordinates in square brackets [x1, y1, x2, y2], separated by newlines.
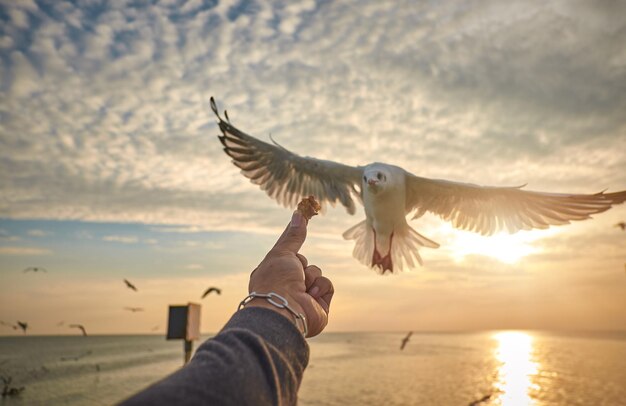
[377, 173, 383, 181]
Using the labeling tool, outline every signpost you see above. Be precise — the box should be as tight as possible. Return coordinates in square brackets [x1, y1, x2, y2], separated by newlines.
[166, 302, 201, 365]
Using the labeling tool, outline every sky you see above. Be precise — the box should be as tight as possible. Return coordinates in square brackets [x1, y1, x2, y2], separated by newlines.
[0, 0, 625, 335]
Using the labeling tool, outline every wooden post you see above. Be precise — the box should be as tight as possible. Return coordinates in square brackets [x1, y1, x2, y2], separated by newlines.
[184, 340, 193, 364]
[166, 302, 201, 365]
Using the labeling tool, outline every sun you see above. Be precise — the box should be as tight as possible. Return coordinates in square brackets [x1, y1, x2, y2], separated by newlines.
[438, 224, 559, 264]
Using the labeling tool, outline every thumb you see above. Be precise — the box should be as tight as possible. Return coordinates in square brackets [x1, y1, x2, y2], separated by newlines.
[271, 211, 308, 254]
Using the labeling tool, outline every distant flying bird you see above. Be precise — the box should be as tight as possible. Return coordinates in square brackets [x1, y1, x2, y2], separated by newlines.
[16, 321, 28, 334]
[615, 222, 625, 231]
[468, 393, 493, 406]
[201, 287, 222, 298]
[123, 279, 138, 291]
[400, 331, 413, 350]
[69, 324, 87, 336]
[211, 97, 626, 273]
[124, 307, 144, 312]
[0, 321, 14, 329]
[23, 267, 47, 273]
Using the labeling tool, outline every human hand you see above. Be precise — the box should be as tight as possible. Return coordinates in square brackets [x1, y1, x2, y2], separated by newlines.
[246, 211, 334, 337]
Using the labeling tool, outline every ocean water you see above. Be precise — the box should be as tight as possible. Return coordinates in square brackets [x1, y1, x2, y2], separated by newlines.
[1, 331, 625, 405]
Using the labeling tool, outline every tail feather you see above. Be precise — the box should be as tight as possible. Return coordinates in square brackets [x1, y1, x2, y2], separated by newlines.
[342, 220, 375, 269]
[343, 221, 440, 273]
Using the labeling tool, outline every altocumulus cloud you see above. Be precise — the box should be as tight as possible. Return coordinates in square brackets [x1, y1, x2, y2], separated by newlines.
[0, 0, 625, 235]
[102, 235, 139, 244]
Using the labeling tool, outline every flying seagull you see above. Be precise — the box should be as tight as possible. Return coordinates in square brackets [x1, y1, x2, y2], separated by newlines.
[211, 98, 626, 273]
[615, 221, 625, 231]
[0, 321, 14, 329]
[69, 324, 87, 336]
[123, 279, 138, 291]
[124, 307, 144, 312]
[400, 331, 413, 350]
[201, 287, 222, 298]
[16, 321, 27, 334]
[23, 267, 47, 273]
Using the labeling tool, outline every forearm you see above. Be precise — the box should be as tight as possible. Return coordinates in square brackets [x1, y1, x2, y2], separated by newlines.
[119, 307, 309, 406]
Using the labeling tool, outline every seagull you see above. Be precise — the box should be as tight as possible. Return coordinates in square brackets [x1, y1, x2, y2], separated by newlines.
[615, 222, 625, 231]
[201, 287, 222, 298]
[400, 331, 413, 350]
[69, 324, 87, 336]
[23, 267, 47, 273]
[16, 321, 27, 334]
[468, 393, 493, 406]
[0, 321, 14, 329]
[124, 307, 144, 312]
[123, 279, 138, 291]
[211, 97, 626, 273]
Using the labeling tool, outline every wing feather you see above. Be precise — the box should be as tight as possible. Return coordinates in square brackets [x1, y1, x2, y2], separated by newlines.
[406, 174, 626, 235]
[211, 98, 363, 213]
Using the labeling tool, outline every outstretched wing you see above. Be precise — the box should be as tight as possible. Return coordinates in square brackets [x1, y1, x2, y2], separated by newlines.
[202, 287, 221, 297]
[405, 174, 626, 235]
[211, 97, 363, 214]
[70, 324, 87, 336]
[124, 279, 137, 291]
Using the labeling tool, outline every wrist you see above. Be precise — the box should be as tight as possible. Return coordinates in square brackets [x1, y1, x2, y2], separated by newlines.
[239, 292, 307, 336]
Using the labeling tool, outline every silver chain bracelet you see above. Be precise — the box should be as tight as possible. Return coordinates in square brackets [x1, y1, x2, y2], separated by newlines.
[238, 292, 308, 337]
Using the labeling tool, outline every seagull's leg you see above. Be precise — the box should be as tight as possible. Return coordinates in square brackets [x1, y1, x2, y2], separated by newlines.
[371, 230, 394, 273]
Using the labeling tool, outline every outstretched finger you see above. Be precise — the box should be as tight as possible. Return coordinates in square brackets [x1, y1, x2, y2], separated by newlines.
[272, 211, 308, 254]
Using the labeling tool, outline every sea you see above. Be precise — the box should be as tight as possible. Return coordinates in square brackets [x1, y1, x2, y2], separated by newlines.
[1, 331, 625, 405]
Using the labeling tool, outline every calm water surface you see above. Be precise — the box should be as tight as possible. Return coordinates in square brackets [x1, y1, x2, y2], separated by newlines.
[0, 331, 624, 405]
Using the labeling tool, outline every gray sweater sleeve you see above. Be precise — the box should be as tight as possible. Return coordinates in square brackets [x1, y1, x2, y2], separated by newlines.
[119, 307, 309, 406]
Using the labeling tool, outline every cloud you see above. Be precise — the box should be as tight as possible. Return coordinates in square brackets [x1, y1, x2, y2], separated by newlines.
[150, 225, 213, 233]
[74, 230, 94, 240]
[27, 229, 49, 237]
[102, 235, 139, 244]
[0, 229, 23, 242]
[0, 0, 624, 232]
[0, 246, 52, 255]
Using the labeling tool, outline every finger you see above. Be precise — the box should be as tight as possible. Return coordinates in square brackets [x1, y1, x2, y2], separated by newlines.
[296, 253, 308, 269]
[271, 211, 307, 254]
[308, 276, 334, 313]
[303, 265, 322, 290]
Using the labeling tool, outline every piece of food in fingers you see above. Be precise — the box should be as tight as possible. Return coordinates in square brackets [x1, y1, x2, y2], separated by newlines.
[297, 195, 321, 221]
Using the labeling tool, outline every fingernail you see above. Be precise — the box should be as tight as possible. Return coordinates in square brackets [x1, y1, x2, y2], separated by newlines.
[291, 211, 303, 228]
[308, 286, 319, 297]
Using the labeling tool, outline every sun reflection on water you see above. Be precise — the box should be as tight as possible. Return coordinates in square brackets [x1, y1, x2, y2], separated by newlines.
[493, 331, 539, 405]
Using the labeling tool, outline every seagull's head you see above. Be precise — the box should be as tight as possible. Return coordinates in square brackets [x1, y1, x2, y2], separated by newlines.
[363, 165, 390, 195]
